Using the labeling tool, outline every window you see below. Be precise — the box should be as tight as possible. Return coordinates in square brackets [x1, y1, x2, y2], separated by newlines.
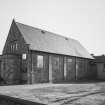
[67, 58, 72, 63]
[22, 53, 27, 60]
[10, 43, 15, 52]
[66, 58, 73, 68]
[37, 55, 43, 69]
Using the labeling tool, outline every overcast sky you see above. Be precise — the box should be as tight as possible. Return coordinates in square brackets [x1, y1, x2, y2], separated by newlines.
[0, 0, 105, 55]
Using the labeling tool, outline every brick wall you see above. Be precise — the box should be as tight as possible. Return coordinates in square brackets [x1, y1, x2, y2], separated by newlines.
[3, 20, 28, 55]
[27, 51, 93, 84]
[1, 55, 21, 85]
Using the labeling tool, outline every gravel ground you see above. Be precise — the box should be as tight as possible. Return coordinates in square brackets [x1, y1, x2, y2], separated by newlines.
[0, 82, 105, 105]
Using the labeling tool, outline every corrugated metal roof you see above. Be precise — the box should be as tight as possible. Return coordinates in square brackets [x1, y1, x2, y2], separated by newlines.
[15, 21, 93, 59]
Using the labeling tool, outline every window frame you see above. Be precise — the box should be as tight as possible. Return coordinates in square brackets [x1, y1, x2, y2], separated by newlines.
[22, 53, 27, 60]
[37, 55, 44, 69]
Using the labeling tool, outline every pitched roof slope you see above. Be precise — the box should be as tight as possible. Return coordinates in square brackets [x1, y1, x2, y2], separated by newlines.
[15, 21, 93, 59]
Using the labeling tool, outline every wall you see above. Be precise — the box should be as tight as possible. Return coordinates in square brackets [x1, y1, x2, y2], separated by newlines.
[28, 51, 65, 83]
[1, 55, 21, 84]
[2, 20, 29, 84]
[27, 51, 92, 84]
[3, 20, 28, 55]
[0, 51, 93, 84]
[97, 63, 105, 80]
[31, 52, 49, 83]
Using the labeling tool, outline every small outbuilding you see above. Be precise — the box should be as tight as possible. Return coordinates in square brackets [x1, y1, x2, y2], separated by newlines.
[0, 19, 93, 84]
[92, 55, 105, 80]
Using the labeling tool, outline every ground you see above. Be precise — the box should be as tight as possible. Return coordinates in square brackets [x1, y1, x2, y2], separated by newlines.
[0, 82, 105, 105]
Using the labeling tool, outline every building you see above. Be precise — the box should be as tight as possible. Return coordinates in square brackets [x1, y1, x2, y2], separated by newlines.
[0, 19, 93, 84]
[92, 55, 105, 80]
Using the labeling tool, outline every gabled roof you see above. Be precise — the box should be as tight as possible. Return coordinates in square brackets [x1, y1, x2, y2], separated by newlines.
[15, 21, 93, 59]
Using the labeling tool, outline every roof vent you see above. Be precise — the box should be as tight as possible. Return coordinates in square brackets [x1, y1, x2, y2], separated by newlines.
[65, 37, 68, 40]
[41, 30, 45, 34]
[91, 54, 94, 56]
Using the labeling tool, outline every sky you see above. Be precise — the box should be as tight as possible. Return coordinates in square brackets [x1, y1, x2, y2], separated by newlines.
[0, 0, 105, 55]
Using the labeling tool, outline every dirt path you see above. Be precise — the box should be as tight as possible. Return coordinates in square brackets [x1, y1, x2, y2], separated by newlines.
[0, 83, 105, 104]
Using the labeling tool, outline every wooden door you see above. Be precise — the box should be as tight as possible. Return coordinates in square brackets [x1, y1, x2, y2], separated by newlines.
[32, 54, 49, 83]
[66, 57, 76, 81]
[76, 58, 85, 80]
[52, 55, 64, 83]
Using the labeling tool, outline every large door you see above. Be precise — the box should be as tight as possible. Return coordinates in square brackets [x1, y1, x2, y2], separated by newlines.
[66, 57, 76, 81]
[51, 55, 64, 83]
[32, 53, 49, 83]
[76, 58, 85, 80]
